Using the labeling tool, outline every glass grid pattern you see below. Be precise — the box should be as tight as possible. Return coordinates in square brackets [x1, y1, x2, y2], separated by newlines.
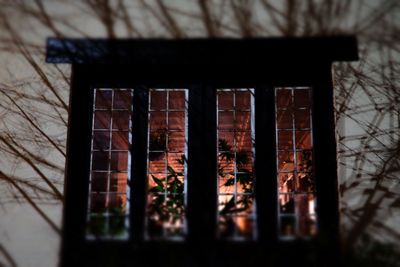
[216, 88, 257, 241]
[86, 88, 133, 240]
[145, 89, 188, 240]
[275, 87, 317, 239]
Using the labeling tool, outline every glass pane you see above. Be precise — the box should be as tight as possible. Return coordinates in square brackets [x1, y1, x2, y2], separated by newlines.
[295, 109, 310, 129]
[296, 131, 312, 149]
[148, 152, 166, 173]
[93, 131, 110, 150]
[168, 91, 185, 110]
[113, 90, 132, 109]
[168, 112, 185, 130]
[218, 91, 233, 110]
[95, 90, 112, 109]
[236, 132, 252, 151]
[277, 130, 293, 150]
[218, 111, 234, 130]
[146, 89, 188, 240]
[294, 89, 310, 107]
[112, 111, 130, 130]
[276, 109, 293, 129]
[235, 111, 251, 131]
[110, 152, 128, 171]
[168, 131, 185, 152]
[217, 89, 256, 241]
[150, 91, 166, 110]
[277, 151, 294, 172]
[91, 172, 108, 192]
[296, 150, 313, 172]
[108, 194, 127, 212]
[219, 175, 235, 193]
[278, 173, 295, 193]
[276, 89, 292, 108]
[112, 131, 129, 150]
[279, 194, 295, 214]
[149, 129, 167, 152]
[94, 111, 111, 129]
[92, 151, 109, 171]
[110, 173, 128, 193]
[149, 112, 167, 131]
[90, 193, 107, 213]
[235, 91, 251, 110]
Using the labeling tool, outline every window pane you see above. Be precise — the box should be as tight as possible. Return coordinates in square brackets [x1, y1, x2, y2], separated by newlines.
[168, 91, 185, 110]
[87, 88, 133, 240]
[146, 89, 188, 240]
[111, 131, 129, 150]
[275, 87, 317, 239]
[150, 91, 167, 110]
[217, 89, 256, 241]
[94, 111, 111, 129]
[113, 90, 132, 109]
[95, 89, 112, 109]
[276, 109, 293, 129]
[112, 111, 130, 130]
[93, 131, 110, 150]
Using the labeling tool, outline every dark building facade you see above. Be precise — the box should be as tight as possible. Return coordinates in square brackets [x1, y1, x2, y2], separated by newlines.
[47, 37, 358, 267]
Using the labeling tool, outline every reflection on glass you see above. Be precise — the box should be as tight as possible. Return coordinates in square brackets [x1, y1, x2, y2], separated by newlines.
[146, 89, 188, 240]
[217, 89, 256, 241]
[87, 88, 133, 240]
[275, 87, 317, 239]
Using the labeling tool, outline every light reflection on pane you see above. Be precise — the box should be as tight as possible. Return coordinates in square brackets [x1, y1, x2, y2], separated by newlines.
[111, 131, 129, 150]
[112, 111, 130, 130]
[87, 88, 132, 240]
[94, 111, 111, 129]
[217, 89, 256, 241]
[276, 110, 293, 129]
[275, 87, 317, 239]
[146, 89, 188, 240]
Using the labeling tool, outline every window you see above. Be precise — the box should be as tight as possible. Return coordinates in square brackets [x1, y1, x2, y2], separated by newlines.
[146, 89, 188, 240]
[87, 88, 133, 239]
[216, 89, 256, 240]
[275, 87, 317, 239]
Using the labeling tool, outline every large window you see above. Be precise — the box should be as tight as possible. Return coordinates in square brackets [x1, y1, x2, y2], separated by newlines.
[84, 87, 317, 241]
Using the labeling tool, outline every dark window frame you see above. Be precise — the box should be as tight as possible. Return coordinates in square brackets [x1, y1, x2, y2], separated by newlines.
[48, 37, 358, 267]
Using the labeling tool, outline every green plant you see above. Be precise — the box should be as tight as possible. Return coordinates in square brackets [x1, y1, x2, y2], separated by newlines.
[218, 138, 254, 216]
[147, 155, 185, 236]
